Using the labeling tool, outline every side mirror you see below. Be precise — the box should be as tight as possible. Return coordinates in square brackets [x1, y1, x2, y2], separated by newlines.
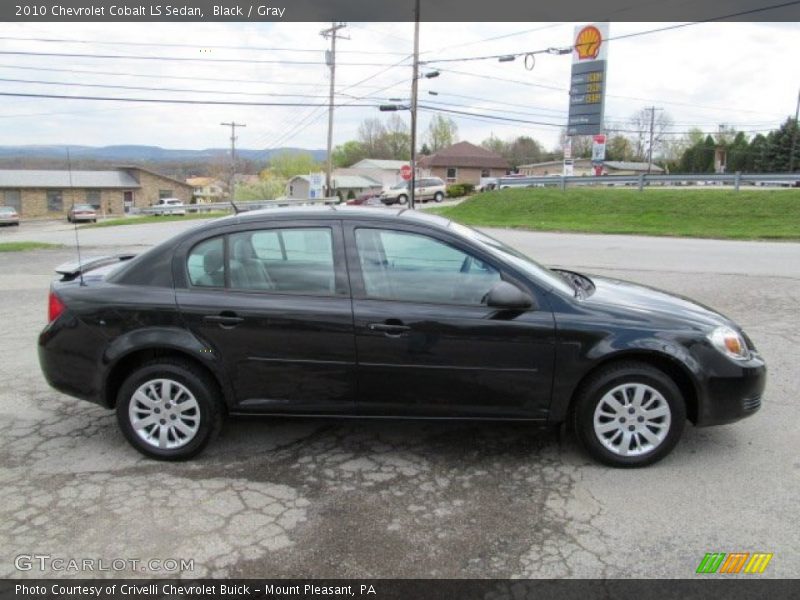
[485, 281, 534, 310]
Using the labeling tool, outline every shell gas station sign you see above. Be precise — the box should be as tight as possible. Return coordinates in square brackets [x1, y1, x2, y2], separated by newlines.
[567, 23, 609, 136]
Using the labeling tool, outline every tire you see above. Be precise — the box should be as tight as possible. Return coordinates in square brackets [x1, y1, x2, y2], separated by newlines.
[116, 358, 223, 460]
[434, 191, 444, 203]
[397, 194, 408, 205]
[572, 361, 686, 468]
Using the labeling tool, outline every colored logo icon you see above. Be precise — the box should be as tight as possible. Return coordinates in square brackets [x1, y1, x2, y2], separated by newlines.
[575, 25, 603, 60]
[696, 552, 773, 574]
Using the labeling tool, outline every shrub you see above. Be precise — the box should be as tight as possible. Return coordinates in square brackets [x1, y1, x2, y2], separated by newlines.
[347, 189, 356, 200]
[447, 184, 465, 198]
[461, 183, 475, 195]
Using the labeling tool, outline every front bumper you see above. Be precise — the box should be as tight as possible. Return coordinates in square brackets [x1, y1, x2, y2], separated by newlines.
[695, 352, 767, 426]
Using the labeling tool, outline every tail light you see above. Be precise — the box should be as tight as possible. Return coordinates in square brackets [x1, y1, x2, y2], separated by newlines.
[48, 290, 66, 323]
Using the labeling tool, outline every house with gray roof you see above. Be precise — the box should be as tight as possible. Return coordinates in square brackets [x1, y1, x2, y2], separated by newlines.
[0, 166, 193, 218]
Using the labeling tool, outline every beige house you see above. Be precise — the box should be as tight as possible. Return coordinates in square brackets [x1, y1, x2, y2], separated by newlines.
[0, 166, 193, 218]
[187, 176, 226, 204]
[417, 141, 509, 185]
[347, 159, 408, 188]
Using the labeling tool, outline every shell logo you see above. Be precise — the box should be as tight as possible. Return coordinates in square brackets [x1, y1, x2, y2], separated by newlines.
[575, 25, 603, 60]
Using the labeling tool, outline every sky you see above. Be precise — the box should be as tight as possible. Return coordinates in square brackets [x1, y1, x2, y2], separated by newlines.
[0, 21, 797, 155]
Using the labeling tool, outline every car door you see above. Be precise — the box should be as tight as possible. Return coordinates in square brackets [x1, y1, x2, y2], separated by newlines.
[344, 221, 555, 419]
[175, 220, 357, 414]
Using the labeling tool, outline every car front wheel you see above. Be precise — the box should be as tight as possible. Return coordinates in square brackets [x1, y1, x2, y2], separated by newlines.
[116, 359, 222, 460]
[397, 194, 408, 205]
[573, 361, 686, 468]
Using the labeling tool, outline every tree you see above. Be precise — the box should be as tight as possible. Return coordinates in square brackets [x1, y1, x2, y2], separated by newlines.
[331, 140, 367, 168]
[383, 114, 411, 160]
[235, 177, 286, 201]
[558, 130, 592, 158]
[419, 143, 432, 156]
[267, 151, 320, 179]
[605, 135, 634, 161]
[627, 108, 673, 161]
[358, 118, 388, 157]
[481, 134, 506, 156]
[425, 115, 458, 152]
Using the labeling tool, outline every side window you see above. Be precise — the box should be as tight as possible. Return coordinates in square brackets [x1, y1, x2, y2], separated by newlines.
[187, 237, 224, 288]
[355, 229, 501, 305]
[229, 228, 335, 294]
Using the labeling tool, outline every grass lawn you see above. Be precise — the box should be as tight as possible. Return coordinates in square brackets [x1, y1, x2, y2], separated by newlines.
[0, 241, 62, 252]
[84, 212, 228, 228]
[430, 188, 800, 240]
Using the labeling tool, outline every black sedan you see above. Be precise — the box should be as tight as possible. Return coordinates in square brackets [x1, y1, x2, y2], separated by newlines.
[38, 207, 766, 466]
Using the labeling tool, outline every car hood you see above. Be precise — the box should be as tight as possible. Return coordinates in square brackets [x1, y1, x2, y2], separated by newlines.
[580, 274, 733, 330]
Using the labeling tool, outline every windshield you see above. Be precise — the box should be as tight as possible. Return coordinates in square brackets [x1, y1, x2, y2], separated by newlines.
[0, 207, 15, 213]
[449, 222, 575, 296]
[73, 205, 94, 210]
[390, 182, 408, 189]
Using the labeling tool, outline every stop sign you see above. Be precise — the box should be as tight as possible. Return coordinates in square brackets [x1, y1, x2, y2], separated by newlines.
[400, 164, 413, 181]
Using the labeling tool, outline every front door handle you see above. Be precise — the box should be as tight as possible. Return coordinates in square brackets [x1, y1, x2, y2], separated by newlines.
[368, 321, 411, 336]
[203, 312, 244, 328]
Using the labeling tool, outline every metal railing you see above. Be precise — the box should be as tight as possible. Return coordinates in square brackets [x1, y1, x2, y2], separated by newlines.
[133, 196, 341, 215]
[495, 172, 800, 192]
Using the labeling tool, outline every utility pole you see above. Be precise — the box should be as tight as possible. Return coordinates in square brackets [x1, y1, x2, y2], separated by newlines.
[221, 121, 246, 201]
[409, 0, 420, 209]
[321, 22, 348, 198]
[645, 106, 662, 174]
[790, 87, 800, 172]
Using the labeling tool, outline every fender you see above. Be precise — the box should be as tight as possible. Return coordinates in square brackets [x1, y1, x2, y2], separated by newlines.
[548, 327, 704, 423]
[101, 327, 235, 408]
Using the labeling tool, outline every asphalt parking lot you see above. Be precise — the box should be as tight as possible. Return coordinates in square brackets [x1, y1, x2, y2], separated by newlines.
[1, 217, 798, 579]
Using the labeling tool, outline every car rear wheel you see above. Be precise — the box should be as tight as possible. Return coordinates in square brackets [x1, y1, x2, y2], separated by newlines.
[434, 191, 444, 202]
[116, 359, 222, 460]
[397, 194, 408, 205]
[573, 361, 685, 468]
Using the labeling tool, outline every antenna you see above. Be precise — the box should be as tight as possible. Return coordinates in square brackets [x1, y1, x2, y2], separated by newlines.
[229, 198, 241, 214]
[66, 147, 85, 286]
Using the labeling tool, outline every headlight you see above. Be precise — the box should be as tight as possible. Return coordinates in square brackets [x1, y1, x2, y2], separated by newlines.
[707, 326, 750, 361]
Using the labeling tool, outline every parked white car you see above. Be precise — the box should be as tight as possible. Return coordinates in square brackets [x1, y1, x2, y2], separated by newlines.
[152, 198, 186, 216]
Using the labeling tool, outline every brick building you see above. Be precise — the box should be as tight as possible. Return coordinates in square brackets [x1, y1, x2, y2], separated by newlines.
[417, 141, 509, 185]
[0, 166, 193, 218]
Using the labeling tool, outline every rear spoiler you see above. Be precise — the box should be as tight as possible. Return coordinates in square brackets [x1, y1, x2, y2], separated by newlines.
[55, 254, 136, 281]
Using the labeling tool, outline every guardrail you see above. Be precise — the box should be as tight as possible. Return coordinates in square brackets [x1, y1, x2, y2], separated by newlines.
[133, 197, 341, 215]
[495, 172, 800, 192]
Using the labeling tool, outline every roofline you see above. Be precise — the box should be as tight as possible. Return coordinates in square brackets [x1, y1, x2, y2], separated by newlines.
[114, 165, 194, 188]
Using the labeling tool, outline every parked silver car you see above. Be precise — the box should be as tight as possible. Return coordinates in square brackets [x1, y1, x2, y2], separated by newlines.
[0, 206, 20, 226]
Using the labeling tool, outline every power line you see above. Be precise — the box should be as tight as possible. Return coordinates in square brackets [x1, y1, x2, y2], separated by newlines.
[0, 34, 410, 55]
[0, 49, 402, 67]
[0, 91, 379, 108]
[0, 63, 395, 90]
[420, 1, 800, 65]
[0, 76, 342, 99]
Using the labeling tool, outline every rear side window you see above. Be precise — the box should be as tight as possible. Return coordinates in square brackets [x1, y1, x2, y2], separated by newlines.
[229, 228, 334, 294]
[187, 237, 224, 287]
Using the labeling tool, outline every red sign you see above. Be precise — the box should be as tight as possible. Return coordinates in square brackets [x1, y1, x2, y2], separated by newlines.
[400, 164, 413, 181]
[593, 134, 606, 144]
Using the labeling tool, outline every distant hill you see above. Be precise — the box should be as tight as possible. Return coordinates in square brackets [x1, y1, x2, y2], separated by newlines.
[0, 145, 327, 163]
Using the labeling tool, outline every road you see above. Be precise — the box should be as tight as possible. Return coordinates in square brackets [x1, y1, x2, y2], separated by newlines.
[1, 217, 798, 579]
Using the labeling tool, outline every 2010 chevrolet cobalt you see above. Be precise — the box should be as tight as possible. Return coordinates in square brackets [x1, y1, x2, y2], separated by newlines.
[38, 207, 766, 467]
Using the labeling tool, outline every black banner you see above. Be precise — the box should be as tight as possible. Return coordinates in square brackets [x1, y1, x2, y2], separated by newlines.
[3, 579, 800, 600]
[1, 0, 800, 22]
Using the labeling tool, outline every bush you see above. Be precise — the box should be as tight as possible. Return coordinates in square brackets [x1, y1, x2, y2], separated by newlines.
[447, 184, 465, 198]
[461, 183, 475, 195]
[347, 190, 356, 200]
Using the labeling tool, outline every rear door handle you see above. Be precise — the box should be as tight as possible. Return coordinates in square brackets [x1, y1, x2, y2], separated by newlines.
[203, 313, 244, 328]
[368, 322, 411, 336]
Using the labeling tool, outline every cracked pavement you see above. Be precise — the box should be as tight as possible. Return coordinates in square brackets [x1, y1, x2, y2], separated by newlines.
[1, 220, 798, 579]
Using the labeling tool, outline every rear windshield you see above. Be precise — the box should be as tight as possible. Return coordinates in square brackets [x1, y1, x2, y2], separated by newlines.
[73, 204, 95, 210]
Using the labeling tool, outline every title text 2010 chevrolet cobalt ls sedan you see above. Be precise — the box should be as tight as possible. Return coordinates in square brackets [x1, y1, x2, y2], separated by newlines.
[38, 207, 766, 467]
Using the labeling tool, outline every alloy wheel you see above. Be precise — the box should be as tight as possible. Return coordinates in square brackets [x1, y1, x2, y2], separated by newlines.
[592, 382, 672, 457]
[128, 378, 201, 450]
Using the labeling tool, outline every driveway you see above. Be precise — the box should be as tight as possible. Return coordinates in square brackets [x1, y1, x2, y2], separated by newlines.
[1, 220, 797, 579]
